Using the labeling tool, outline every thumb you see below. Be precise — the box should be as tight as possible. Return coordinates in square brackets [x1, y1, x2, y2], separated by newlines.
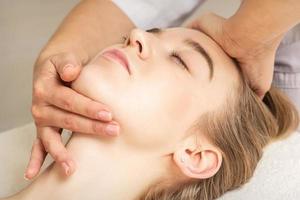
[242, 54, 275, 99]
[50, 52, 83, 82]
[187, 12, 226, 46]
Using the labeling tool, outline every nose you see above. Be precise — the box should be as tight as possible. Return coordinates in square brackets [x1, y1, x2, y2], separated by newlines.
[128, 28, 151, 60]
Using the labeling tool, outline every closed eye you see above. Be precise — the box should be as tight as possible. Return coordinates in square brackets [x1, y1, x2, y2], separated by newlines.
[170, 51, 189, 71]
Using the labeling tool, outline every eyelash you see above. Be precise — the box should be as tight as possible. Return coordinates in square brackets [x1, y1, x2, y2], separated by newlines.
[170, 51, 188, 71]
[122, 36, 188, 71]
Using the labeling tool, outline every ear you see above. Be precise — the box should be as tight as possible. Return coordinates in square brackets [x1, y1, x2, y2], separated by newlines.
[173, 136, 222, 179]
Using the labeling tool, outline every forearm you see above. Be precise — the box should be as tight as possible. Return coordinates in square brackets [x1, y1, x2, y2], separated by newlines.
[39, 0, 135, 63]
[226, 0, 300, 48]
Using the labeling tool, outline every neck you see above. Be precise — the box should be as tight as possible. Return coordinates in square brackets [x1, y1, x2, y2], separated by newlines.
[11, 133, 173, 200]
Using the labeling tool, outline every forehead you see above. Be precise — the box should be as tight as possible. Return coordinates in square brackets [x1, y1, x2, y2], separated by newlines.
[164, 27, 231, 61]
[164, 27, 240, 81]
[163, 27, 241, 108]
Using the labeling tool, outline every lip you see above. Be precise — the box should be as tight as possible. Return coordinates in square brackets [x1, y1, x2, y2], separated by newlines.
[101, 49, 131, 74]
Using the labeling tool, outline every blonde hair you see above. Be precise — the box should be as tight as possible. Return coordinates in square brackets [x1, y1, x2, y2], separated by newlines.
[139, 68, 299, 200]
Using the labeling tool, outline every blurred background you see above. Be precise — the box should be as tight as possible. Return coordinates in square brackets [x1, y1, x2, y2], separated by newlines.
[0, 0, 239, 133]
[0, 0, 240, 197]
[1, 1, 300, 200]
[0, 0, 80, 133]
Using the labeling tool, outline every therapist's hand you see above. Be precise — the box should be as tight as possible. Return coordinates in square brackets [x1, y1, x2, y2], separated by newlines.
[187, 13, 283, 98]
[25, 52, 120, 180]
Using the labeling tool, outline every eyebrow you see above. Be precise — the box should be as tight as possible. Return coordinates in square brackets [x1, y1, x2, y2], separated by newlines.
[184, 39, 214, 80]
[146, 28, 214, 80]
[146, 28, 162, 34]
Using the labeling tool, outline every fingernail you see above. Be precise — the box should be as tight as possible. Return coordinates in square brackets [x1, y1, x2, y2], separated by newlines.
[97, 111, 112, 121]
[24, 168, 34, 180]
[62, 162, 70, 175]
[63, 64, 74, 73]
[68, 160, 75, 175]
[105, 124, 120, 136]
[24, 173, 30, 181]
[64, 64, 74, 69]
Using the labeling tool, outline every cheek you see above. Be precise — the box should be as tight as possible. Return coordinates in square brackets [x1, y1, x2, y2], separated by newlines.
[71, 62, 131, 104]
[72, 63, 198, 152]
[117, 76, 197, 152]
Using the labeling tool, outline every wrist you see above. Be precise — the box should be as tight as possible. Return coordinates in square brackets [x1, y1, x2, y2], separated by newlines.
[222, 18, 283, 61]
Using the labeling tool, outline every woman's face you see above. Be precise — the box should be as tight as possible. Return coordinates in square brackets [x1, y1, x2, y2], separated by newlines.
[72, 27, 239, 152]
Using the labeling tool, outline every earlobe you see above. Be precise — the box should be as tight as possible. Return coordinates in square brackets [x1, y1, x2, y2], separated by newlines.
[173, 144, 222, 179]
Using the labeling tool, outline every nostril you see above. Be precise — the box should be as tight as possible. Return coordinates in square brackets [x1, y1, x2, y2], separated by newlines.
[136, 41, 142, 53]
[126, 38, 130, 46]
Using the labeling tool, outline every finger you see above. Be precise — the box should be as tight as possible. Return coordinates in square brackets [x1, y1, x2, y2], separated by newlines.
[248, 68, 273, 99]
[25, 138, 47, 180]
[241, 53, 275, 99]
[39, 127, 76, 176]
[50, 52, 82, 82]
[187, 12, 226, 41]
[37, 105, 120, 136]
[47, 85, 113, 122]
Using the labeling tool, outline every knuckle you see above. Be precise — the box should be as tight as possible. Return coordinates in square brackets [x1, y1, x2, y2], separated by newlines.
[62, 97, 74, 112]
[84, 100, 95, 117]
[31, 105, 38, 117]
[63, 116, 75, 130]
[33, 83, 45, 100]
[43, 139, 58, 156]
[29, 156, 40, 167]
[30, 151, 43, 164]
[65, 52, 79, 64]
[34, 138, 42, 146]
[31, 105, 43, 125]
[51, 152, 59, 161]
[51, 151, 61, 162]
[92, 122, 103, 134]
[43, 139, 52, 153]
[30, 156, 40, 165]
[53, 151, 67, 163]
[49, 54, 59, 66]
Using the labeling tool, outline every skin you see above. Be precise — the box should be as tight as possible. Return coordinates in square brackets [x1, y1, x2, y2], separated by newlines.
[26, 0, 135, 179]
[28, 0, 300, 178]
[188, 0, 300, 97]
[71, 27, 240, 152]
[5, 27, 240, 200]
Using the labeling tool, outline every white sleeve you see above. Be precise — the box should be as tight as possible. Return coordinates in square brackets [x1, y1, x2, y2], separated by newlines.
[111, 0, 205, 29]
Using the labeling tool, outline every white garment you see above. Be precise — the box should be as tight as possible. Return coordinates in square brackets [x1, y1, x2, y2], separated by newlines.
[110, 2, 300, 200]
[112, 0, 205, 29]
[112, 0, 300, 113]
